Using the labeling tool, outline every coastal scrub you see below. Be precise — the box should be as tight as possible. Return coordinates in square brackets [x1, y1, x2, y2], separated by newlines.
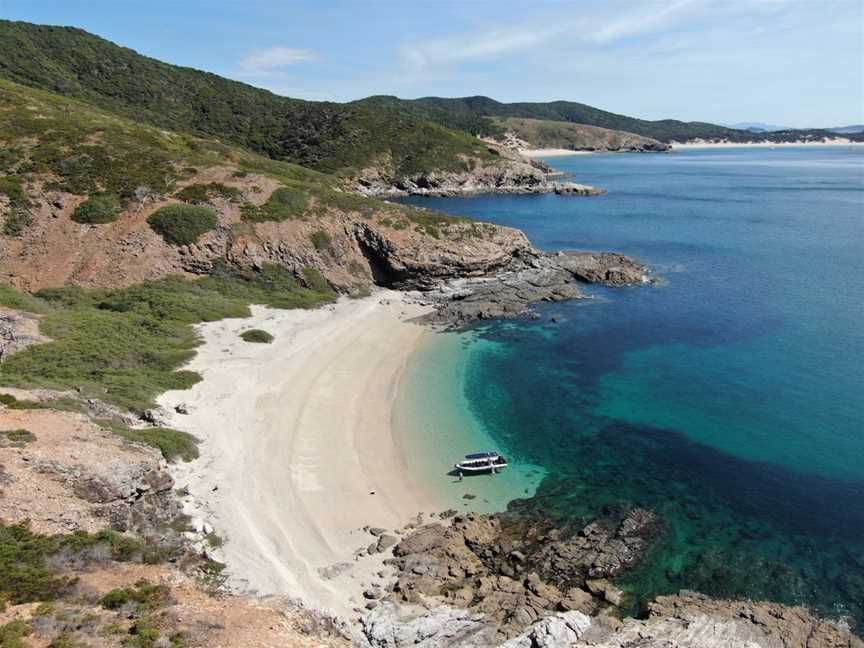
[147, 204, 217, 245]
[239, 329, 273, 344]
[0, 265, 335, 411]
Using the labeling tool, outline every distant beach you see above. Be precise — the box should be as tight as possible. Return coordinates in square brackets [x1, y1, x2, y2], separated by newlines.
[671, 139, 863, 149]
[519, 147, 595, 157]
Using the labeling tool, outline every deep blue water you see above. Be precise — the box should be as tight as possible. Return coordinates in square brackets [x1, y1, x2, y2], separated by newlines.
[402, 147, 864, 624]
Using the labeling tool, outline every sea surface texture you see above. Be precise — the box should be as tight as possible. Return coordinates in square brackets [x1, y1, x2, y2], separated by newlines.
[400, 147, 864, 623]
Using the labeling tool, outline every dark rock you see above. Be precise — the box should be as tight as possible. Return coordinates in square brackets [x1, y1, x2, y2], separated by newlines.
[376, 534, 398, 553]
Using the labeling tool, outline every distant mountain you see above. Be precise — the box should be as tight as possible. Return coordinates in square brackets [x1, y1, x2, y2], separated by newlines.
[725, 122, 794, 132]
[828, 125, 864, 134]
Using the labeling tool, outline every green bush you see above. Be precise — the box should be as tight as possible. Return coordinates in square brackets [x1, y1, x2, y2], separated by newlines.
[174, 182, 240, 204]
[309, 230, 331, 251]
[48, 632, 90, 648]
[71, 195, 121, 224]
[98, 420, 198, 463]
[242, 186, 307, 222]
[0, 429, 35, 446]
[100, 579, 169, 612]
[0, 620, 32, 648]
[239, 329, 273, 344]
[147, 205, 217, 246]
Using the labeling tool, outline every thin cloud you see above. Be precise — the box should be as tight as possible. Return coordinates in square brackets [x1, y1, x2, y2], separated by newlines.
[237, 46, 317, 76]
[397, 0, 742, 77]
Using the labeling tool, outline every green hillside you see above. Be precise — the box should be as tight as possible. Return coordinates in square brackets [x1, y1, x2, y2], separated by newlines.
[354, 95, 863, 144]
[0, 20, 497, 178]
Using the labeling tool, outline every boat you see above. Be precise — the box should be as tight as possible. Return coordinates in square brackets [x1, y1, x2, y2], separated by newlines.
[454, 452, 508, 475]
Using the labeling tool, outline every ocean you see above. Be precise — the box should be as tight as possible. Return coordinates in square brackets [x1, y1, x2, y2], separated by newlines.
[396, 147, 864, 623]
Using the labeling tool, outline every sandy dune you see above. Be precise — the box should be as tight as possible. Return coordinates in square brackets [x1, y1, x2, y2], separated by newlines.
[159, 291, 443, 619]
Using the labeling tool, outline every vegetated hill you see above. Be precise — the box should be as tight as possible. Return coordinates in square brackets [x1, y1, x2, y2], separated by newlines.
[829, 125, 864, 134]
[0, 76, 528, 296]
[0, 20, 502, 180]
[490, 116, 669, 152]
[354, 95, 864, 144]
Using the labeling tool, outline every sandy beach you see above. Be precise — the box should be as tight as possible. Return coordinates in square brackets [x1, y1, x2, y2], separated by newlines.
[518, 147, 594, 157]
[158, 291, 445, 619]
[671, 139, 863, 150]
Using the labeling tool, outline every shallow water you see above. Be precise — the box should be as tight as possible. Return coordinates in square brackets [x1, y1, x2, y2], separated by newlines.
[397, 147, 864, 622]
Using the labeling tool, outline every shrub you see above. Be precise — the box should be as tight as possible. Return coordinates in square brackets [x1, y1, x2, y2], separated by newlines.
[98, 420, 198, 463]
[147, 205, 217, 246]
[174, 183, 240, 204]
[48, 633, 89, 648]
[71, 195, 121, 224]
[242, 186, 307, 222]
[0, 620, 32, 648]
[0, 429, 35, 446]
[309, 230, 331, 251]
[100, 580, 169, 612]
[239, 329, 273, 344]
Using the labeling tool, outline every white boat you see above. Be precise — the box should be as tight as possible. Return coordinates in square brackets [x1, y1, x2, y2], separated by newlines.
[454, 452, 508, 475]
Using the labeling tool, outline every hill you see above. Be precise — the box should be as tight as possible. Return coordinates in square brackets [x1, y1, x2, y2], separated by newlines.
[489, 117, 669, 152]
[354, 95, 864, 145]
[0, 76, 531, 295]
[0, 20, 503, 182]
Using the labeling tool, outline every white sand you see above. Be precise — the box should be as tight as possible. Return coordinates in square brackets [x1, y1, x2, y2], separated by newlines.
[671, 139, 862, 150]
[518, 147, 594, 157]
[158, 290, 445, 620]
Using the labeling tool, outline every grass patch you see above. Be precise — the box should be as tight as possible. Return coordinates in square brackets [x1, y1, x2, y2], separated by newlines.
[0, 429, 35, 446]
[0, 284, 50, 314]
[97, 419, 198, 463]
[147, 204, 217, 246]
[309, 230, 331, 251]
[241, 186, 308, 222]
[0, 266, 334, 412]
[100, 579, 169, 613]
[71, 194, 121, 224]
[174, 182, 240, 204]
[239, 329, 273, 344]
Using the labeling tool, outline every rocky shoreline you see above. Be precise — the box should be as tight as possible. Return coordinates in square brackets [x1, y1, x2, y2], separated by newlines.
[356, 509, 862, 647]
[418, 250, 649, 328]
[352, 147, 605, 198]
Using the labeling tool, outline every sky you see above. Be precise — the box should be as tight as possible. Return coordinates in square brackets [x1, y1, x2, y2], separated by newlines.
[2, 0, 863, 127]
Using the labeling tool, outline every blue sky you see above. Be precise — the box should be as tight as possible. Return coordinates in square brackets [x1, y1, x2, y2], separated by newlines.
[3, 0, 863, 127]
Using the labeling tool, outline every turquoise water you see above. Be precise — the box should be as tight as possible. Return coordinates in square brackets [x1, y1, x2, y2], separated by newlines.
[400, 147, 864, 623]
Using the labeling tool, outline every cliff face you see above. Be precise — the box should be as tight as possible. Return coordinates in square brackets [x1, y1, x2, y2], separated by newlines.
[0, 167, 535, 295]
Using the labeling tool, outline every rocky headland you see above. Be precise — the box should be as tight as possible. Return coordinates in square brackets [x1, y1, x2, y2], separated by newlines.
[353, 146, 605, 198]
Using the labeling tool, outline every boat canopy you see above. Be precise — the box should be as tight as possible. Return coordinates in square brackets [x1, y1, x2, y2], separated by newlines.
[465, 452, 499, 460]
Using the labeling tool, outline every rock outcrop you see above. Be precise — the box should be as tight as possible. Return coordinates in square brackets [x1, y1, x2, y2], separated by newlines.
[578, 591, 863, 648]
[353, 147, 604, 198]
[415, 251, 649, 327]
[0, 307, 45, 361]
[380, 510, 659, 640]
[361, 603, 592, 648]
